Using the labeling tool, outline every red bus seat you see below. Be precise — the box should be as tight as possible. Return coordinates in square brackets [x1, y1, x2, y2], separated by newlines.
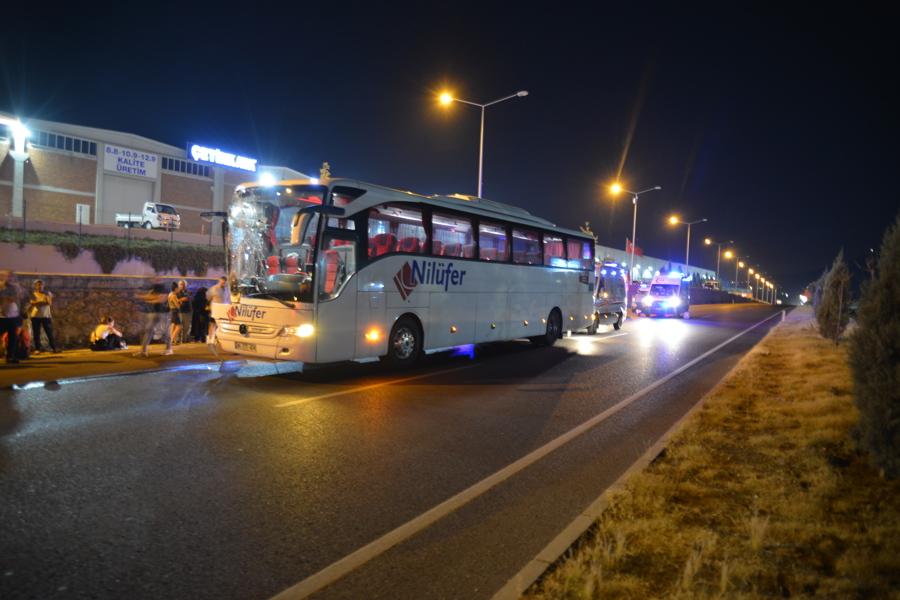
[442, 242, 462, 257]
[372, 233, 399, 256]
[399, 236, 420, 253]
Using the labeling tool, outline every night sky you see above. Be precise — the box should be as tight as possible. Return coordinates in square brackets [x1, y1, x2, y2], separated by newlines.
[3, 2, 898, 298]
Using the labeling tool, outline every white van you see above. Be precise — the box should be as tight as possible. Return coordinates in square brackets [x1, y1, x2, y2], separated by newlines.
[641, 273, 691, 318]
[588, 261, 627, 332]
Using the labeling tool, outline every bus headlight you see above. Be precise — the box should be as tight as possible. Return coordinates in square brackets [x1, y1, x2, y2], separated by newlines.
[642, 296, 652, 306]
[281, 324, 314, 337]
[667, 298, 682, 308]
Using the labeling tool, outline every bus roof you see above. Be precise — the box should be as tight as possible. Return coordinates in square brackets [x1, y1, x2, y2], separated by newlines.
[237, 177, 590, 238]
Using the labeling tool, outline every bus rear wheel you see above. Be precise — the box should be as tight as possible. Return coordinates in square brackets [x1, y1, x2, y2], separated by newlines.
[530, 309, 561, 347]
[380, 316, 422, 369]
[587, 313, 599, 335]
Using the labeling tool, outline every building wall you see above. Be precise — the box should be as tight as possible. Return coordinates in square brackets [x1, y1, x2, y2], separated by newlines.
[1, 111, 305, 235]
[22, 150, 97, 222]
[160, 171, 214, 234]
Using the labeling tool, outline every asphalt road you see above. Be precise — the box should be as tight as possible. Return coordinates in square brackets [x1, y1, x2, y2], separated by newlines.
[0, 304, 788, 600]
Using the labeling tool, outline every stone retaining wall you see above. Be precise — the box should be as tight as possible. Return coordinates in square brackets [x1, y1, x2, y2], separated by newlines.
[11, 274, 221, 351]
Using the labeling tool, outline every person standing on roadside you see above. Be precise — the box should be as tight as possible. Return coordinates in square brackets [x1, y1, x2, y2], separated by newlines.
[206, 276, 229, 342]
[168, 281, 186, 346]
[0, 270, 26, 364]
[191, 286, 209, 343]
[176, 280, 192, 343]
[134, 280, 173, 357]
[29, 279, 61, 354]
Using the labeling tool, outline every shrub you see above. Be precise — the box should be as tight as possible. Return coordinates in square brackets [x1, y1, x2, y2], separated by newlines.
[848, 213, 900, 478]
[816, 249, 851, 344]
[0, 228, 225, 276]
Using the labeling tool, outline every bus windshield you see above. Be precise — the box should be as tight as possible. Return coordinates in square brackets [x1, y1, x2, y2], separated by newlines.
[227, 184, 331, 303]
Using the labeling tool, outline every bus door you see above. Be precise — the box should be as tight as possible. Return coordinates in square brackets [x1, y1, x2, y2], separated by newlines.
[314, 234, 359, 363]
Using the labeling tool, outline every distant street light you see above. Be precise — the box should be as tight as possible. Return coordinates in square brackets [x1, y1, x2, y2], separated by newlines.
[611, 184, 661, 283]
[704, 238, 733, 285]
[441, 90, 528, 198]
[669, 217, 707, 273]
[736, 259, 745, 288]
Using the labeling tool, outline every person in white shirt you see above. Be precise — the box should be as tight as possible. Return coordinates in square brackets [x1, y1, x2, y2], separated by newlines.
[206, 276, 229, 341]
[29, 279, 61, 354]
[90, 316, 127, 351]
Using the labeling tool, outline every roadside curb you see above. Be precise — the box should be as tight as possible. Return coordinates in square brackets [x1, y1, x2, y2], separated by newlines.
[4, 356, 305, 391]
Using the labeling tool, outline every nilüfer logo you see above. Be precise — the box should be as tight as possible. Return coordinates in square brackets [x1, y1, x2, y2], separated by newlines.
[226, 304, 268, 321]
[393, 260, 468, 301]
[393, 262, 416, 301]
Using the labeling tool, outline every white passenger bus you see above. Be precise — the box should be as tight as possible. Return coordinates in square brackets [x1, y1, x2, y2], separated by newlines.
[211, 178, 596, 367]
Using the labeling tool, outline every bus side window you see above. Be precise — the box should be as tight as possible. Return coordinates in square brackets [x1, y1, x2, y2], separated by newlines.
[367, 204, 424, 261]
[478, 221, 507, 261]
[512, 228, 539, 264]
[543, 233, 564, 267]
[433, 211, 473, 256]
[567, 239, 593, 270]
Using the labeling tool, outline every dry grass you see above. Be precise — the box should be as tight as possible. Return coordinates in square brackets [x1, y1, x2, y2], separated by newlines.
[523, 307, 900, 599]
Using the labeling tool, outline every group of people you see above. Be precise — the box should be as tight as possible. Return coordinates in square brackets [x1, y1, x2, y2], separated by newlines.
[130, 276, 228, 357]
[1, 271, 231, 364]
[1, 270, 61, 364]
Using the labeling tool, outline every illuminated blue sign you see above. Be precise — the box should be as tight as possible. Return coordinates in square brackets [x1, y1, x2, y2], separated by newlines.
[189, 144, 258, 172]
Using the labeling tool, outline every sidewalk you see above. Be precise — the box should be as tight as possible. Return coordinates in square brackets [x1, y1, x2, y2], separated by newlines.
[0, 342, 297, 390]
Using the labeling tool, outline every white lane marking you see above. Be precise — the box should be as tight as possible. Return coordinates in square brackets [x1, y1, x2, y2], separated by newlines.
[273, 365, 476, 407]
[572, 332, 629, 342]
[269, 310, 783, 599]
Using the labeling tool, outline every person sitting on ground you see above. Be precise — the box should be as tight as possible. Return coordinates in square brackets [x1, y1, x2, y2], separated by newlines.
[90, 316, 127, 351]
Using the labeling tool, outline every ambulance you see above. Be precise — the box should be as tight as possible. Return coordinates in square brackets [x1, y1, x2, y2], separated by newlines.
[641, 272, 691, 318]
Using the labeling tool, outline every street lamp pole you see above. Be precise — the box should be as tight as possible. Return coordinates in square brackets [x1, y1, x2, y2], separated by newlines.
[441, 90, 528, 198]
[704, 238, 733, 284]
[612, 185, 661, 283]
[670, 217, 707, 273]
[735, 258, 745, 289]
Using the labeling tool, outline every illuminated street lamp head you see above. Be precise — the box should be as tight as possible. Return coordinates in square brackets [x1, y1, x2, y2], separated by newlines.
[724, 251, 734, 259]
[669, 216, 679, 224]
[440, 93, 453, 104]
[611, 184, 622, 194]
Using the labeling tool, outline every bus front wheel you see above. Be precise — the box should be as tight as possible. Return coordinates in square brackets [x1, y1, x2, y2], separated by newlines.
[530, 309, 561, 347]
[381, 316, 422, 369]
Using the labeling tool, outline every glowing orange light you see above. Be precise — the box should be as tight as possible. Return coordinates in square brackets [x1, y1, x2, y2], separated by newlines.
[365, 329, 380, 341]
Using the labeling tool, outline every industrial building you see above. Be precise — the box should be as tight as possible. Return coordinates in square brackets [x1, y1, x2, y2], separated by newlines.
[1, 112, 306, 234]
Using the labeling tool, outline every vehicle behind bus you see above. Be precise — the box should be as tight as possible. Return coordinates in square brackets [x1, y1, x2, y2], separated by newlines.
[589, 260, 626, 332]
[641, 272, 691, 318]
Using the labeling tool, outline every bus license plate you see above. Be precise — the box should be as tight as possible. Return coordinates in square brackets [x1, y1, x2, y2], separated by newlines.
[235, 342, 256, 352]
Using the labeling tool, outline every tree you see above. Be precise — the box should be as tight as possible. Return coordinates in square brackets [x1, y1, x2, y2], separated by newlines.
[848, 213, 900, 478]
[816, 249, 851, 345]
